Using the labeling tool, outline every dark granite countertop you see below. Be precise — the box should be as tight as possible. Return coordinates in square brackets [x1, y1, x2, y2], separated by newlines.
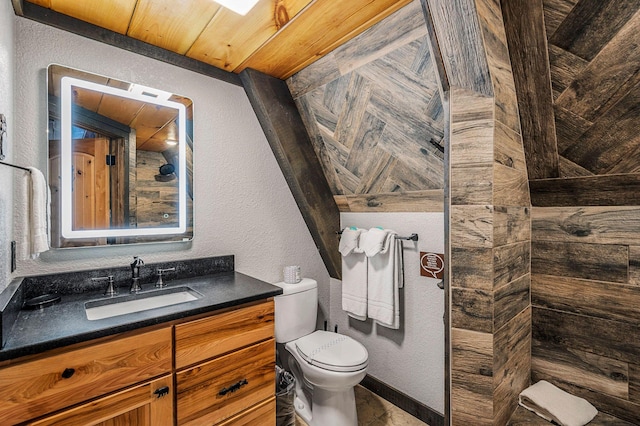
[0, 260, 282, 362]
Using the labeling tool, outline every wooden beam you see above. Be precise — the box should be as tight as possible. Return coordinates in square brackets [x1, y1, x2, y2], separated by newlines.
[240, 68, 341, 279]
[15, 1, 241, 87]
[530, 174, 640, 207]
[501, 0, 559, 180]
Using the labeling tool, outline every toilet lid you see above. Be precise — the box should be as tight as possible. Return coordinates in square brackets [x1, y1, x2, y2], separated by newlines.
[295, 331, 368, 372]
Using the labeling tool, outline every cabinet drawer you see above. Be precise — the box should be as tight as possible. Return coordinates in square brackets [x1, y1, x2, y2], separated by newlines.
[0, 327, 172, 425]
[28, 375, 173, 426]
[216, 397, 276, 426]
[176, 338, 276, 425]
[175, 300, 274, 369]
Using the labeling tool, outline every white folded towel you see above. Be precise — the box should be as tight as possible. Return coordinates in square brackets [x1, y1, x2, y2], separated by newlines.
[339, 227, 361, 256]
[360, 227, 388, 257]
[341, 228, 368, 320]
[27, 167, 50, 258]
[519, 380, 598, 426]
[367, 231, 403, 329]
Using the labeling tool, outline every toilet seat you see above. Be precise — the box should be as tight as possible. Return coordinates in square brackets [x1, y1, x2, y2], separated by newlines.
[295, 330, 368, 372]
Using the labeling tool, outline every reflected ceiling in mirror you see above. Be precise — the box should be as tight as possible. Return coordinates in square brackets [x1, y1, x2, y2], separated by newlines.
[48, 64, 194, 248]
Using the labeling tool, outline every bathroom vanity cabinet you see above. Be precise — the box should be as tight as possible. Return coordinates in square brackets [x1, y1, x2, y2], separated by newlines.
[0, 300, 276, 425]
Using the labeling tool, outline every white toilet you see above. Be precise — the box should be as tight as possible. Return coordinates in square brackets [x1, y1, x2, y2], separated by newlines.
[273, 278, 369, 426]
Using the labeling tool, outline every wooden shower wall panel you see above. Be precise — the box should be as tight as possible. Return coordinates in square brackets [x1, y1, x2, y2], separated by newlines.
[288, 1, 445, 213]
[531, 206, 640, 421]
[544, 0, 640, 179]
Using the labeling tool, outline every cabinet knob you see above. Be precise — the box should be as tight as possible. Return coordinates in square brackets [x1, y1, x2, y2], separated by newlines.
[61, 368, 75, 379]
[218, 378, 248, 396]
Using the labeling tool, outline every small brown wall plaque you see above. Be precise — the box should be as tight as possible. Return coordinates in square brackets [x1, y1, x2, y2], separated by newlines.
[420, 252, 444, 279]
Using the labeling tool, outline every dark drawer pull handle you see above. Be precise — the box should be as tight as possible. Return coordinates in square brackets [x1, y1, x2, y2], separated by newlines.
[61, 368, 75, 379]
[219, 379, 248, 396]
[154, 386, 170, 398]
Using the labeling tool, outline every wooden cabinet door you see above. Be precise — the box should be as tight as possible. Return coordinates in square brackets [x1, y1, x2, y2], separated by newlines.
[28, 375, 173, 426]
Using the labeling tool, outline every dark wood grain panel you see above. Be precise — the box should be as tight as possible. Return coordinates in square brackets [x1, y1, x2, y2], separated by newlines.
[630, 363, 640, 404]
[450, 205, 493, 249]
[553, 105, 592, 153]
[494, 120, 527, 175]
[451, 287, 493, 333]
[337, 190, 444, 212]
[555, 9, 640, 122]
[450, 328, 494, 425]
[425, 0, 493, 96]
[549, 0, 640, 62]
[494, 274, 530, 331]
[530, 174, 640, 207]
[532, 341, 628, 399]
[541, 0, 579, 37]
[561, 79, 640, 174]
[629, 246, 640, 285]
[531, 274, 640, 324]
[240, 69, 341, 279]
[501, 0, 559, 180]
[494, 241, 531, 289]
[532, 307, 640, 363]
[494, 206, 530, 247]
[493, 163, 531, 207]
[451, 247, 493, 290]
[451, 165, 492, 205]
[548, 44, 588, 98]
[494, 307, 531, 425]
[531, 241, 628, 282]
[532, 206, 640, 245]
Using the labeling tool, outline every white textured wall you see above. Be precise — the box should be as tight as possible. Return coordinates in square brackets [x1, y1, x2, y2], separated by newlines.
[7, 16, 329, 318]
[0, 3, 15, 288]
[332, 212, 445, 412]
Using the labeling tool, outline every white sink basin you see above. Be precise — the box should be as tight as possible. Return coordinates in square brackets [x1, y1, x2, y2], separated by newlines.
[85, 286, 202, 320]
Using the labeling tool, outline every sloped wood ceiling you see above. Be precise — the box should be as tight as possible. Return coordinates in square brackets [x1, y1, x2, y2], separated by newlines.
[22, 0, 411, 79]
[287, 1, 445, 212]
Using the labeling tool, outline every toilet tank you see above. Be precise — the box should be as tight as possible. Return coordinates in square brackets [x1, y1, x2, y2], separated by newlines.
[272, 278, 318, 343]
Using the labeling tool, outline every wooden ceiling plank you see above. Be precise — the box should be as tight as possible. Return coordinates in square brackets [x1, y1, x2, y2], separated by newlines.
[48, 0, 138, 34]
[127, 0, 221, 54]
[501, 0, 559, 179]
[235, 0, 412, 79]
[186, 0, 311, 72]
[542, 0, 579, 38]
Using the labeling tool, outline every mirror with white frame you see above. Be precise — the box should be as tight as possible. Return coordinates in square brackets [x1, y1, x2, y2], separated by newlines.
[47, 64, 194, 248]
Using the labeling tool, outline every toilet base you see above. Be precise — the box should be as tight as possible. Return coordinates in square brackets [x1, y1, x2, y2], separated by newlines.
[293, 385, 358, 426]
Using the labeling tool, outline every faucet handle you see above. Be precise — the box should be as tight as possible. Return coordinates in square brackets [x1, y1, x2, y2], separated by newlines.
[155, 267, 176, 288]
[92, 275, 117, 296]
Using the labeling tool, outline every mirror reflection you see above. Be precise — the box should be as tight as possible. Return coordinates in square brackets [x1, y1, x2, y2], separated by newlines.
[47, 64, 194, 248]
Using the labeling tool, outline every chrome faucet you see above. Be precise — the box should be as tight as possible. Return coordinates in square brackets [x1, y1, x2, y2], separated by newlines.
[130, 256, 144, 293]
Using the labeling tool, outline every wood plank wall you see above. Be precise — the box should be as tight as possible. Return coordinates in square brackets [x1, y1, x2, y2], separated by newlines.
[503, 0, 640, 422]
[427, 0, 532, 424]
[286, 0, 445, 214]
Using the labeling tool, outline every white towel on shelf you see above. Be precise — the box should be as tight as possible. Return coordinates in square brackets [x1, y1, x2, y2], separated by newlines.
[341, 228, 368, 320]
[367, 230, 404, 329]
[519, 380, 598, 426]
[27, 167, 50, 258]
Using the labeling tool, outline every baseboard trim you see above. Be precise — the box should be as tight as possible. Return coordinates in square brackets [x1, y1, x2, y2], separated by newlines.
[361, 374, 445, 426]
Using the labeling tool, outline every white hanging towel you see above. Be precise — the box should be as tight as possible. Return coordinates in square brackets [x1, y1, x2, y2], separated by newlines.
[27, 167, 50, 258]
[519, 380, 598, 426]
[366, 229, 404, 329]
[340, 228, 368, 320]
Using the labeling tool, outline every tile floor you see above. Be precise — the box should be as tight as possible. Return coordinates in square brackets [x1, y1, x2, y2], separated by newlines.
[295, 385, 429, 426]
